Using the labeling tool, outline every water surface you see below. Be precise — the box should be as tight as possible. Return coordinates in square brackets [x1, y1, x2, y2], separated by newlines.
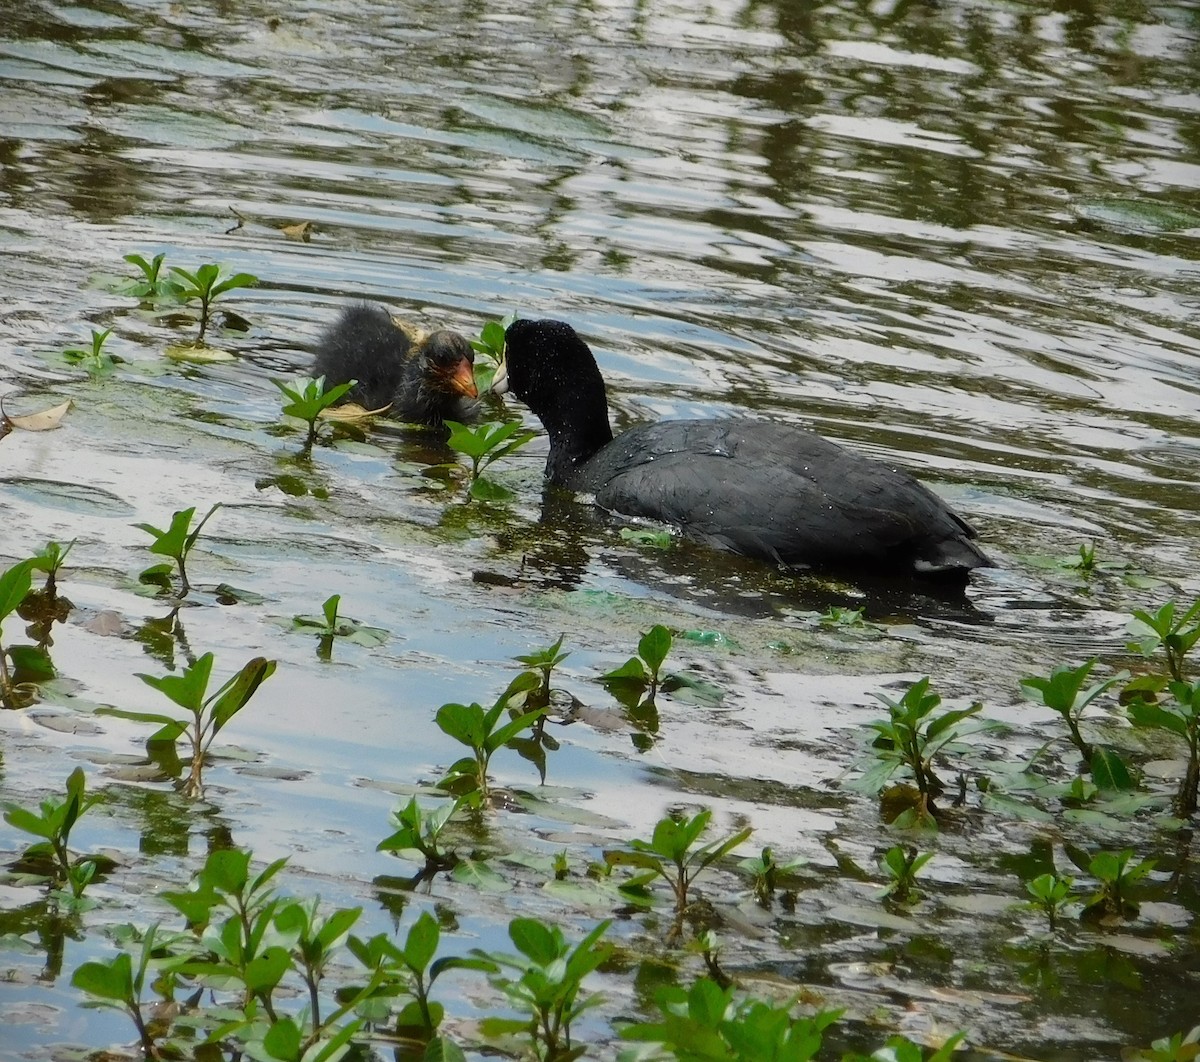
[1, 0, 1198, 1057]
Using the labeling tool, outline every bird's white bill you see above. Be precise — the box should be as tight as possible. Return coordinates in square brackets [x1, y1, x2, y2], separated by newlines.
[491, 359, 510, 395]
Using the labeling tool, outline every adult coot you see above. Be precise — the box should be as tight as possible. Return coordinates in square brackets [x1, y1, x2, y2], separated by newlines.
[493, 318, 992, 579]
[313, 304, 478, 427]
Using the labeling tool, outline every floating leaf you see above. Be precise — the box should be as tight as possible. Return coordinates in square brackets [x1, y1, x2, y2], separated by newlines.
[319, 401, 391, 422]
[660, 672, 725, 706]
[620, 527, 674, 549]
[279, 220, 314, 241]
[6, 400, 73, 432]
[165, 343, 236, 363]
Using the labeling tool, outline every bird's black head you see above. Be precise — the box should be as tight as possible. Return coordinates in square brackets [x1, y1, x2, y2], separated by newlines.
[498, 318, 614, 482]
[501, 319, 607, 419]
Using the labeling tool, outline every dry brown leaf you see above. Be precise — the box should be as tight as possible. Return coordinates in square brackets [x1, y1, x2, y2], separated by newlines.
[8, 399, 72, 431]
[319, 402, 391, 423]
[280, 220, 314, 241]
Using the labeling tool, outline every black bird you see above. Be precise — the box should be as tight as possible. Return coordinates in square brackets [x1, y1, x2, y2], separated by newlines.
[313, 304, 479, 427]
[493, 318, 992, 580]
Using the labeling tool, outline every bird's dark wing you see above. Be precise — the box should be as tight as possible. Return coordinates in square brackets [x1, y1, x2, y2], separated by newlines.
[578, 420, 984, 571]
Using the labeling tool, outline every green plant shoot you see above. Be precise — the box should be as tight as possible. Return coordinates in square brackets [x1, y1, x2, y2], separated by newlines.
[135, 503, 220, 594]
[4, 767, 102, 898]
[63, 328, 121, 374]
[604, 809, 751, 939]
[444, 419, 536, 501]
[168, 262, 257, 344]
[275, 375, 357, 448]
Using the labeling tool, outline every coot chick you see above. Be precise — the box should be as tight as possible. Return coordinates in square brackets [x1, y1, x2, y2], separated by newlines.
[313, 304, 478, 427]
[494, 318, 992, 579]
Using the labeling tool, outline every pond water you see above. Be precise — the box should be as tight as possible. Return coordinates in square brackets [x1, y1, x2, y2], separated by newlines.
[1, 0, 1199, 1058]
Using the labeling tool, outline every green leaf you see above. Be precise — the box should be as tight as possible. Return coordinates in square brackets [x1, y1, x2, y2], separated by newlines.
[603, 850, 664, 875]
[138, 652, 213, 712]
[468, 476, 514, 502]
[925, 702, 984, 740]
[4, 804, 55, 839]
[0, 560, 33, 622]
[263, 1015, 303, 1061]
[404, 911, 439, 972]
[450, 857, 510, 891]
[316, 906, 362, 950]
[206, 848, 252, 894]
[72, 953, 133, 1003]
[424, 1035, 468, 1062]
[508, 918, 559, 965]
[208, 656, 276, 736]
[244, 946, 290, 993]
[485, 708, 544, 753]
[321, 594, 340, 630]
[211, 271, 258, 298]
[138, 507, 194, 558]
[638, 625, 672, 674]
[7, 644, 54, 677]
[436, 702, 485, 747]
[1127, 700, 1190, 737]
[602, 657, 648, 684]
[1090, 746, 1134, 791]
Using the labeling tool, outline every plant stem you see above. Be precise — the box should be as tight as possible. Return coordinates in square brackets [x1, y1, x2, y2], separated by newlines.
[1180, 726, 1199, 816]
[128, 1002, 161, 1060]
[197, 294, 211, 344]
[0, 646, 14, 709]
[307, 971, 321, 1031]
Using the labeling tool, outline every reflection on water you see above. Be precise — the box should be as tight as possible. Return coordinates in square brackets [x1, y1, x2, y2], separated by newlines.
[1, 0, 1198, 1056]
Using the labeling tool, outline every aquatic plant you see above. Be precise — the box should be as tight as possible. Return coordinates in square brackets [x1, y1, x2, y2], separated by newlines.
[435, 691, 545, 804]
[377, 795, 465, 878]
[1024, 872, 1076, 931]
[292, 593, 387, 660]
[274, 375, 356, 449]
[445, 418, 536, 501]
[469, 314, 516, 392]
[602, 624, 673, 701]
[63, 327, 121, 374]
[1128, 598, 1200, 684]
[1127, 679, 1200, 815]
[1123, 597, 1200, 814]
[135, 502, 220, 595]
[604, 809, 752, 939]
[1073, 846, 1155, 922]
[0, 558, 33, 708]
[473, 917, 612, 1062]
[350, 911, 493, 1046]
[1126, 1025, 1200, 1062]
[29, 538, 74, 596]
[619, 977, 843, 1062]
[878, 844, 933, 905]
[168, 262, 257, 344]
[843, 1032, 969, 1062]
[104, 652, 276, 797]
[736, 846, 805, 909]
[3, 767, 103, 899]
[72, 924, 171, 1058]
[859, 676, 987, 817]
[121, 252, 182, 301]
[1020, 659, 1128, 768]
[274, 898, 363, 1033]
